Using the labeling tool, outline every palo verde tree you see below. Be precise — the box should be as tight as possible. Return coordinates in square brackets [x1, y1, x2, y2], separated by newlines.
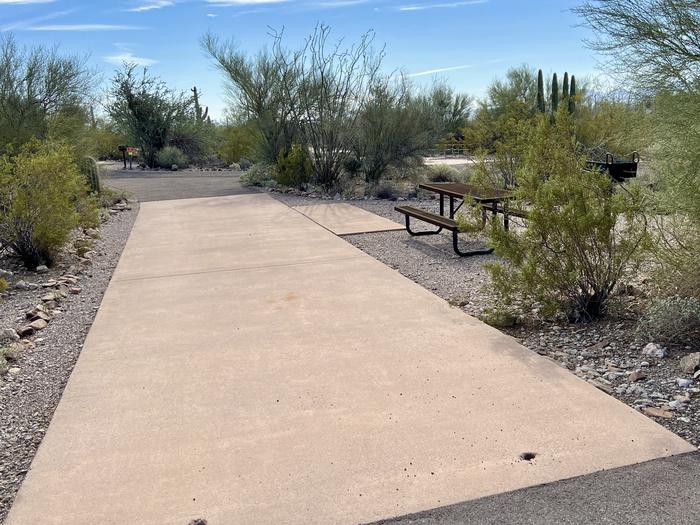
[0, 35, 95, 152]
[202, 32, 299, 164]
[107, 64, 191, 168]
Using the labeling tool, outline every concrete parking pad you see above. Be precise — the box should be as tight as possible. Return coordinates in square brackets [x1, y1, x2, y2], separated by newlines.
[293, 203, 405, 235]
[6, 194, 693, 525]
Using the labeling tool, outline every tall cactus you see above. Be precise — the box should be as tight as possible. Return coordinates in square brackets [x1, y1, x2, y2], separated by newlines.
[562, 72, 569, 101]
[536, 69, 546, 113]
[551, 73, 559, 114]
[568, 75, 577, 114]
[191, 86, 209, 124]
[82, 156, 101, 194]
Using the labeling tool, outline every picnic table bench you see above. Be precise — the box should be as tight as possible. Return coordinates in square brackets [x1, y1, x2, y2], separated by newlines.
[395, 182, 516, 257]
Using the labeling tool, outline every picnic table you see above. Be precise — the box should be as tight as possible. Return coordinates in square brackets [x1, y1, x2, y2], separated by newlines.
[395, 182, 515, 257]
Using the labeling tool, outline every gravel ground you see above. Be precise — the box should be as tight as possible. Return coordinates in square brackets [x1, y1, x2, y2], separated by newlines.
[0, 205, 138, 523]
[272, 190, 700, 448]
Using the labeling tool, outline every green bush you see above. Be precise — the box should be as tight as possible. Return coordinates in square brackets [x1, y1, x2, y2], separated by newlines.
[0, 277, 7, 294]
[155, 146, 189, 169]
[240, 163, 276, 187]
[485, 110, 648, 322]
[374, 182, 397, 200]
[428, 164, 459, 182]
[218, 123, 260, 164]
[0, 140, 99, 269]
[275, 143, 313, 188]
[636, 296, 700, 348]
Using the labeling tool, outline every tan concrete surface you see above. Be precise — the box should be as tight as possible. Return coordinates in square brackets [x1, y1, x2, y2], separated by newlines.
[6, 194, 693, 525]
[293, 203, 405, 235]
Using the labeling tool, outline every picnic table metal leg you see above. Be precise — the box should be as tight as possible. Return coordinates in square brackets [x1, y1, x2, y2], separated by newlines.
[452, 231, 494, 257]
[504, 201, 510, 230]
[439, 194, 444, 216]
[450, 196, 455, 218]
[405, 214, 442, 236]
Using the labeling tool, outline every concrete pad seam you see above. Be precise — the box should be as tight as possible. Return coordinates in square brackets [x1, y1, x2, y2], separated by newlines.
[111, 254, 367, 283]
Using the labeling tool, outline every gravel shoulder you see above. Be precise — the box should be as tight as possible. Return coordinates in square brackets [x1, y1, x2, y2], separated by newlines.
[272, 190, 700, 449]
[0, 205, 138, 523]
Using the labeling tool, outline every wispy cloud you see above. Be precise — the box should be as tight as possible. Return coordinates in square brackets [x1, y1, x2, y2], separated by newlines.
[104, 51, 157, 66]
[128, 0, 174, 12]
[1, 8, 74, 32]
[28, 24, 146, 31]
[314, 0, 369, 7]
[408, 64, 472, 77]
[0, 0, 56, 4]
[206, 12, 218, 16]
[205, 0, 288, 6]
[398, 0, 487, 11]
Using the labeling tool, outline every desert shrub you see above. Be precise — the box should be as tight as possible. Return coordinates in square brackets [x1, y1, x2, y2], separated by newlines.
[635, 296, 700, 348]
[218, 122, 260, 164]
[0, 141, 98, 269]
[485, 110, 648, 322]
[240, 163, 276, 187]
[98, 187, 129, 208]
[275, 143, 312, 188]
[374, 182, 397, 200]
[428, 165, 459, 182]
[239, 157, 252, 170]
[343, 157, 362, 177]
[0, 277, 7, 294]
[155, 146, 189, 169]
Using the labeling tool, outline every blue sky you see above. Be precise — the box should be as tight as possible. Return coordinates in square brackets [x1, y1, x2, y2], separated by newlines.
[0, 0, 598, 120]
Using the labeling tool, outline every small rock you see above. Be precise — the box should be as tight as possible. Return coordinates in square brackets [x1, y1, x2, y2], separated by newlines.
[1, 328, 19, 342]
[629, 370, 647, 382]
[679, 352, 700, 374]
[643, 407, 674, 419]
[68, 287, 82, 294]
[641, 343, 667, 358]
[35, 265, 49, 273]
[84, 228, 100, 238]
[41, 292, 60, 303]
[29, 319, 48, 330]
[13, 280, 30, 291]
[589, 379, 614, 395]
[8, 367, 20, 375]
[16, 325, 34, 337]
[677, 378, 693, 388]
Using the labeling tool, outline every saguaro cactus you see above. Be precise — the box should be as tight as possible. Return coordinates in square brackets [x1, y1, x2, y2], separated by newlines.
[551, 73, 559, 114]
[568, 75, 577, 114]
[82, 156, 101, 194]
[536, 69, 546, 113]
[191, 86, 209, 124]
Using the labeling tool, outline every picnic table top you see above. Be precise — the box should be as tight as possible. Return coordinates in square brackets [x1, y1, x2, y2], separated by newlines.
[419, 182, 514, 203]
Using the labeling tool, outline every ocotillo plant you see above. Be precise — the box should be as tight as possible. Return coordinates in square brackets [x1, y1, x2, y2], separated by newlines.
[562, 72, 569, 101]
[551, 73, 559, 114]
[568, 75, 577, 114]
[191, 86, 209, 124]
[536, 69, 546, 113]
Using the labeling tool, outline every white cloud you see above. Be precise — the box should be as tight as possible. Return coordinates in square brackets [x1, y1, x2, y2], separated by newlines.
[205, 0, 288, 5]
[398, 0, 487, 11]
[28, 24, 146, 31]
[206, 12, 218, 16]
[128, 1, 174, 12]
[0, 0, 56, 4]
[104, 51, 157, 66]
[1, 8, 73, 32]
[408, 64, 472, 77]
